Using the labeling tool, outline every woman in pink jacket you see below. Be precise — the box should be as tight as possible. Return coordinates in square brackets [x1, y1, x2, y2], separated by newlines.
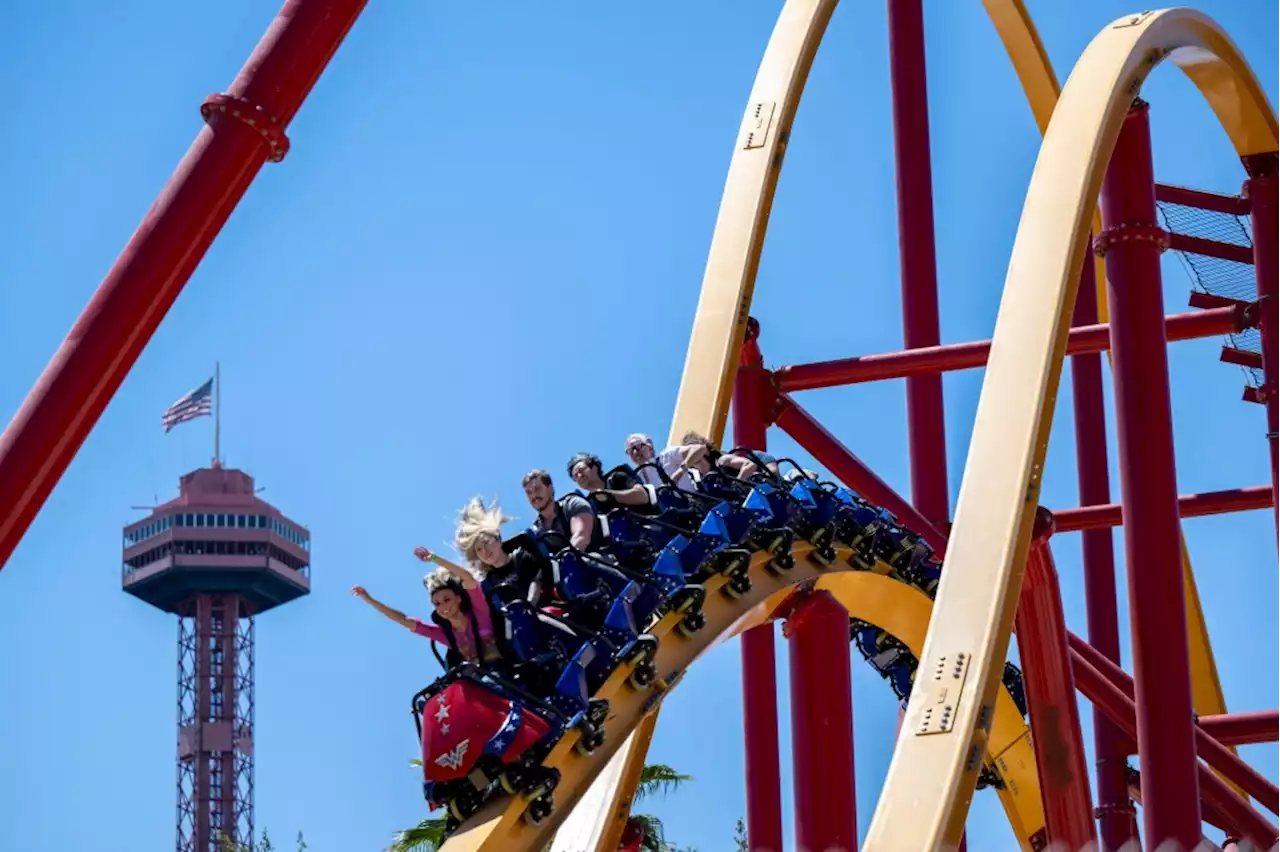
[352, 547, 500, 668]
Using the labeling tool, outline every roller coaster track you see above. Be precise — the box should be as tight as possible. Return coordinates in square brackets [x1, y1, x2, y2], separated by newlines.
[0, 1, 1270, 850]
[441, 504, 1044, 851]
[444, 5, 1276, 852]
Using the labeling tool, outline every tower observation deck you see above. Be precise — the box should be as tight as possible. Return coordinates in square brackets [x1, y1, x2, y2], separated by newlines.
[122, 464, 310, 852]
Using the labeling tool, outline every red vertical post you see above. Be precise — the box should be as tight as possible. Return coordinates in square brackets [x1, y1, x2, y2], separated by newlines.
[733, 319, 784, 852]
[787, 590, 857, 852]
[1246, 161, 1278, 537]
[0, 0, 369, 571]
[1013, 509, 1098, 851]
[1098, 99, 1202, 848]
[1069, 248, 1140, 849]
[886, 0, 950, 532]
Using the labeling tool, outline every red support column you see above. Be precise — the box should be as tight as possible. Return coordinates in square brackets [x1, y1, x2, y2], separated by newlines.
[886, 0, 950, 532]
[786, 589, 857, 852]
[733, 319, 784, 852]
[1013, 509, 1097, 850]
[1069, 242, 1140, 850]
[0, 0, 369, 571]
[1098, 99, 1202, 848]
[1246, 160, 1278, 537]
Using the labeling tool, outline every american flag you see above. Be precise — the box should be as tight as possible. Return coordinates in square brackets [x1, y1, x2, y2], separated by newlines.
[162, 378, 213, 432]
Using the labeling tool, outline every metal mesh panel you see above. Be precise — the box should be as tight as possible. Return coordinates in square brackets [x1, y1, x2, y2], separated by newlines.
[1156, 198, 1261, 387]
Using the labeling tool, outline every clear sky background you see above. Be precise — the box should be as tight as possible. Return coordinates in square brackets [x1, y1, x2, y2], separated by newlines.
[0, 2, 1276, 850]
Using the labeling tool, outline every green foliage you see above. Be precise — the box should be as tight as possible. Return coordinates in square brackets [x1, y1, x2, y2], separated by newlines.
[734, 817, 747, 852]
[218, 828, 307, 852]
[387, 817, 448, 852]
[633, 763, 693, 805]
[390, 761, 695, 851]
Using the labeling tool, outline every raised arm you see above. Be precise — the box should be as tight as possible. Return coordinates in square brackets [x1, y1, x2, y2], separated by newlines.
[414, 546, 478, 589]
[351, 586, 415, 629]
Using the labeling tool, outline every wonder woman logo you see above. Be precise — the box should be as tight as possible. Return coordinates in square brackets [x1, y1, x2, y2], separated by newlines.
[434, 738, 470, 771]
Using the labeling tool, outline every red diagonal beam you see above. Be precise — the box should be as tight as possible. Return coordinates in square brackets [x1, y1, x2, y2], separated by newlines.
[1071, 652, 1278, 848]
[1051, 486, 1273, 532]
[773, 394, 948, 556]
[777, 305, 1248, 391]
[0, 0, 368, 571]
[1014, 510, 1096, 850]
[1070, 633, 1279, 816]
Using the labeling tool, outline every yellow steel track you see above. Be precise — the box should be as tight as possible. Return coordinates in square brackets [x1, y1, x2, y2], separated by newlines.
[440, 540, 1044, 851]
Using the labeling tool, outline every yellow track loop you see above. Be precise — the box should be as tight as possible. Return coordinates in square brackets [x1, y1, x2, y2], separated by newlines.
[440, 540, 1045, 851]
[863, 10, 1276, 849]
[984, 0, 1239, 764]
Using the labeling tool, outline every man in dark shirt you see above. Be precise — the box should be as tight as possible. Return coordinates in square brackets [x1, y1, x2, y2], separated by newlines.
[567, 452, 654, 508]
[521, 468, 604, 552]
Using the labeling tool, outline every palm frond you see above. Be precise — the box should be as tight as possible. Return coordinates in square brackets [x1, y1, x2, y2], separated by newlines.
[387, 817, 448, 852]
[628, 814, 668, 852]
[634, 763, 692, 804]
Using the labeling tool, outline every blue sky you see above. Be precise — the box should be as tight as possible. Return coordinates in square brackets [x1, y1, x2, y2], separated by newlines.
[0, 1, 1276, 850]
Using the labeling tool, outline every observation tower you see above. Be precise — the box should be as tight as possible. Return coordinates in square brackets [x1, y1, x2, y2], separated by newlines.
[122, 463, 311, 852]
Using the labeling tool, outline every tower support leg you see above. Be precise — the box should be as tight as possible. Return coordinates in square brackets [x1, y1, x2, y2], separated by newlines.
[1099, 99, 1201, 848]
[788, 590, 857, 852]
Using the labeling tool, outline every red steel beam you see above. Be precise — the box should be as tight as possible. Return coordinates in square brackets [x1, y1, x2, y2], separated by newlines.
[1070, 635, 1280, 817]
[1013, 510, 1097, 850]
[1247, 164, 1279, 536]
[786, 589, 857, 852]
[1221, 346, 1265, 370]
[1099, 100, 1201, 847]
[1189, 290, 1252, 311]
[1199, 712, 1280, 747]
[886, 0, 950, 533]
[732, 319, 784, 852]
[1168, 232, 1255, 265]
[1070, 653, 1278, 848]
[1068, 242, 1139, 850]
[0, 0, 369, 572]
[1051, 485, 1273, 532]
[777, 306, 1246, 391]
[1156, 182, 1251, 216]
[774, 394, 948, 556]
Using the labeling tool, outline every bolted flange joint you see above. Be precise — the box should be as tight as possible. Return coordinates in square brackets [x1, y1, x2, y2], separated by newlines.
[200, 93, 291, 163]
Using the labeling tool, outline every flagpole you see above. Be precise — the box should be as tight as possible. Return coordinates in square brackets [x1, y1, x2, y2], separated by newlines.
[213, 362, 221, 467]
